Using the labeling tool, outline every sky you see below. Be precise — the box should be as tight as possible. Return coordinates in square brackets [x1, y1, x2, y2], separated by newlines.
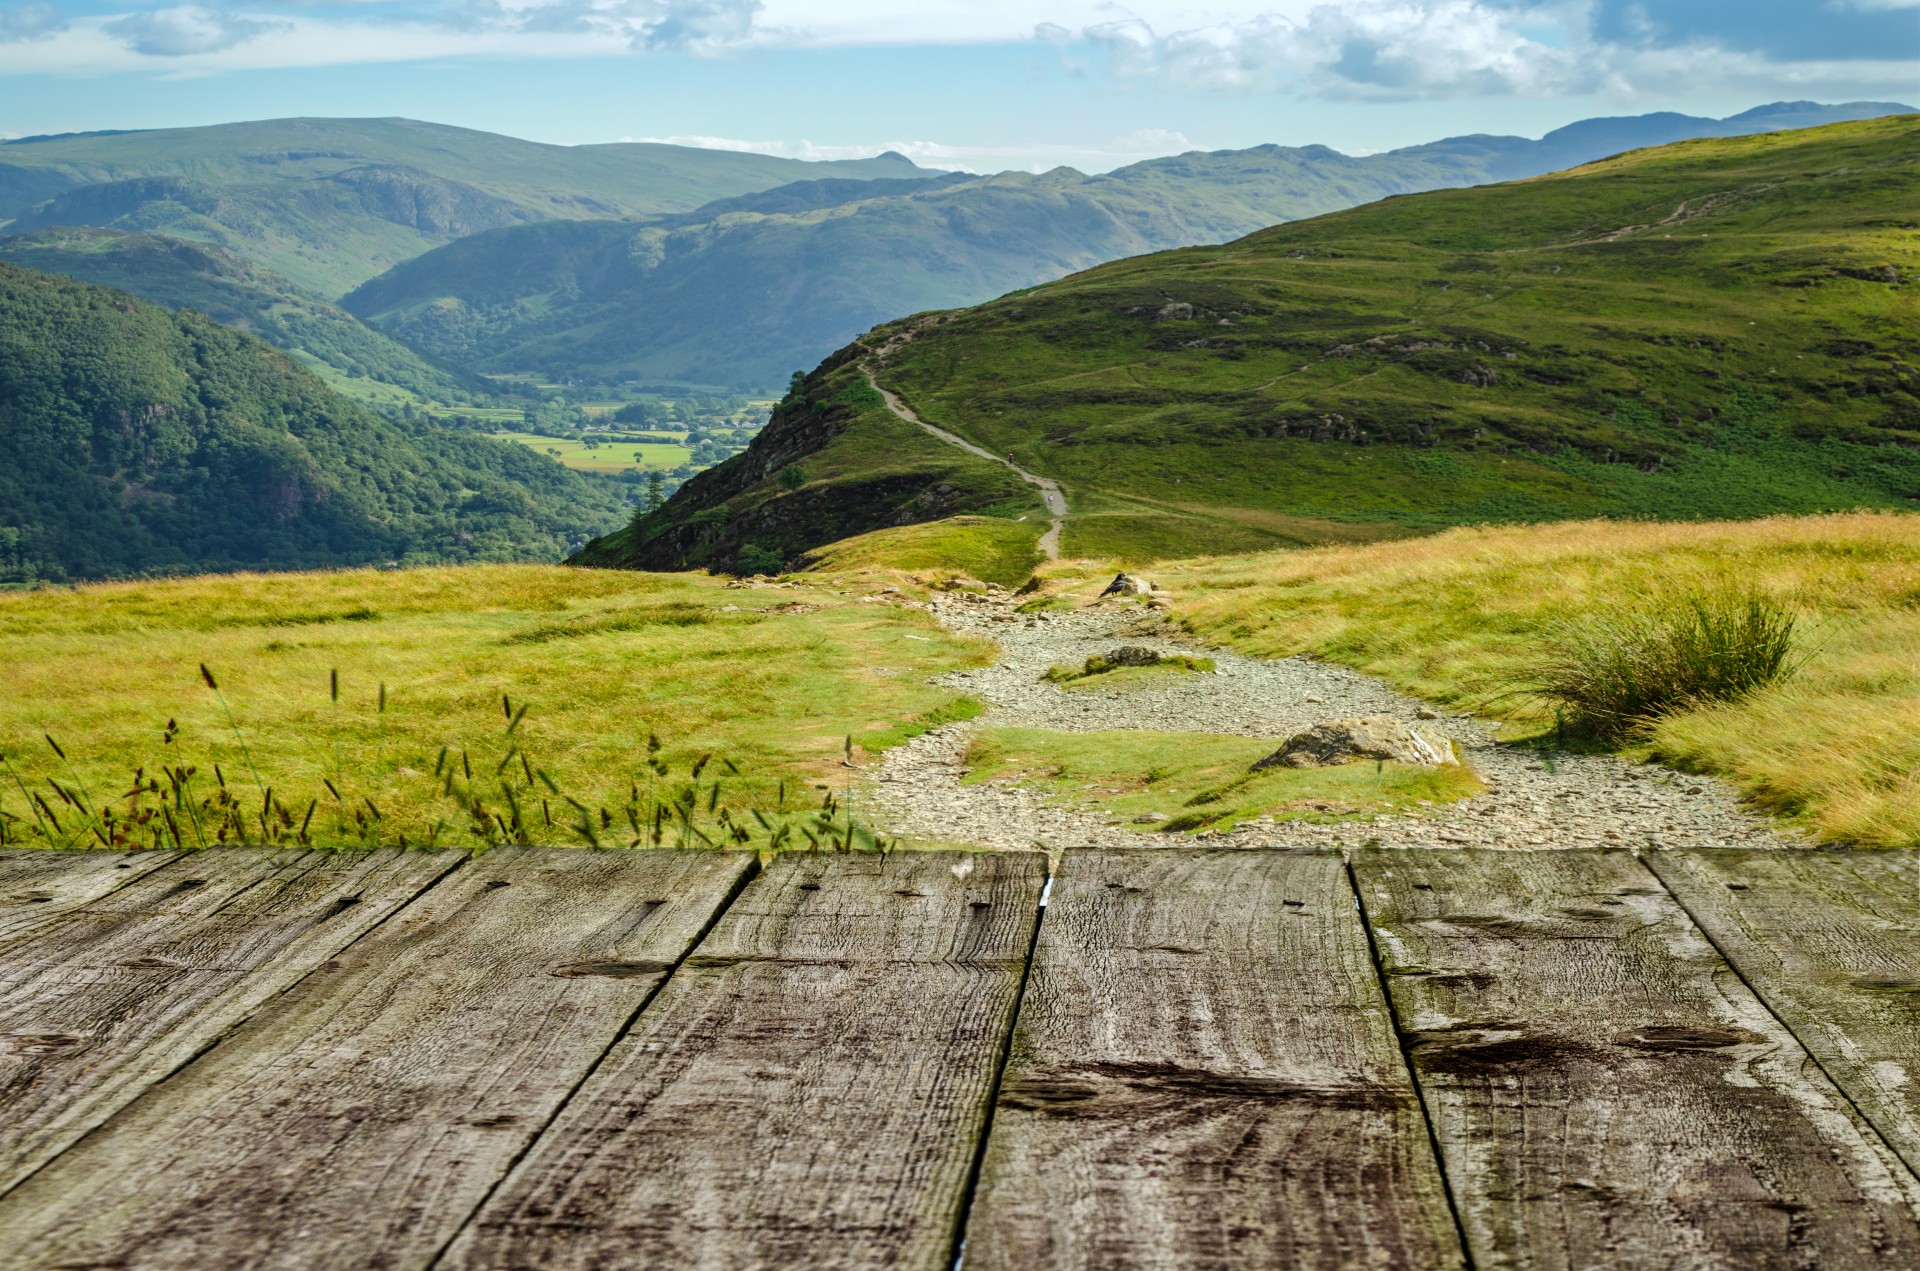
[0, 0, 1914, 170]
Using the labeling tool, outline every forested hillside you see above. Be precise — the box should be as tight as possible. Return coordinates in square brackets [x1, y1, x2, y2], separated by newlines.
[0, 262, 624, 583]
[582, 116, 1920, 572]
[343, 102, 1912, 391]
[0, 227, 486, 406]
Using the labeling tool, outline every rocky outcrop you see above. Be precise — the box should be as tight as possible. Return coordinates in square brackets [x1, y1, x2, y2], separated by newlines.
[1252, 715, 1458, 769]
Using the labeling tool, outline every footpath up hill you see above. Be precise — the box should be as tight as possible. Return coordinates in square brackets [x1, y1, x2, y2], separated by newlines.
[581, 115, 1920, 574]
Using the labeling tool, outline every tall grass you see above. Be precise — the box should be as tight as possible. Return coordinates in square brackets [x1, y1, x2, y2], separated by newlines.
[0, 564, 987, 852]
[0, 670, 897, 853]
[1537, 587, 1799, 741]
[1158, 512, 1920, 844]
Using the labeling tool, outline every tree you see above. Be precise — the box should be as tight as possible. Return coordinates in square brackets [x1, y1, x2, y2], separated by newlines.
[645, 471, 667, 512]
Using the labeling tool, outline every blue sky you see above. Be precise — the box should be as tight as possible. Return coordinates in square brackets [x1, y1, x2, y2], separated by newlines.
[0, 1, 1914, 169]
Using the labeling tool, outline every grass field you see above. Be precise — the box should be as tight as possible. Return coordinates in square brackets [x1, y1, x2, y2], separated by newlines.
[1131, 511, 1920, 846]
[0, 566, 990, 850]
[493, 431, 691, 472]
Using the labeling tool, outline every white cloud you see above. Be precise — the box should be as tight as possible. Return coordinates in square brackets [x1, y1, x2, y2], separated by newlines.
[104, 4, 285, 54]
[0, 2, 65, 42]
[1077, 2, 1595, 98]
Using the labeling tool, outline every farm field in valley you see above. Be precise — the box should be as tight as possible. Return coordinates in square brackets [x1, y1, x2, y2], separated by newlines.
[490, 431, 693, 472]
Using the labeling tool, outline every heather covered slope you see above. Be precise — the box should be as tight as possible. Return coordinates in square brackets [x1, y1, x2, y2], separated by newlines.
[581, 116, 1920, 573]
[0, 262, 624, 583]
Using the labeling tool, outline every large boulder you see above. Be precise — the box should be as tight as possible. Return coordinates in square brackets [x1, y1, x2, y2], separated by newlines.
[1253, 715, 1457, 770]
[1100, 572, 1154, 597]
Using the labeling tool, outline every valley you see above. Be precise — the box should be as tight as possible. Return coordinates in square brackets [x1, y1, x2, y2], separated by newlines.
[6, 9, 1920, 1261]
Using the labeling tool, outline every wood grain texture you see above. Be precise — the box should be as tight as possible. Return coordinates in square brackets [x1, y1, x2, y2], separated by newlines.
[0, 847, 752, 1271]
[1651, 849, 1920, 1178]
[966, 848, 1464, 1271]
[0, 850, 179, 945]
[1356, 848, 1920, 1271]
[444, 850, 1047, 1271]
[0, 847, 457, 1198]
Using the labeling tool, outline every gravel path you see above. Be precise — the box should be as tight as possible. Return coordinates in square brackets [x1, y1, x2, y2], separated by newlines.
[866, 589, 1806, 853]
[866, 368, 1066, 558]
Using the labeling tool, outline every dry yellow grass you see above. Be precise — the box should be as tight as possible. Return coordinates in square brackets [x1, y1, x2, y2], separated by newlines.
[0, 565, 990, 849]
[1149, 512, 1920, 845]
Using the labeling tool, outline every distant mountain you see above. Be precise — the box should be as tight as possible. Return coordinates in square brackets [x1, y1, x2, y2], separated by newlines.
[0, 118, 937, 295]
[0, 227, 487, 407]
[0, 262, 625, 583]
[343, 101, 1914, 392]
[577, 116, 1920, 574]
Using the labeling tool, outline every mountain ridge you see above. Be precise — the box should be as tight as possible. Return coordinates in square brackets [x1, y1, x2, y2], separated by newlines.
[344, 101, 1915, 391]
[574, 115, 1920, 575]
[0, 117, 939, 295]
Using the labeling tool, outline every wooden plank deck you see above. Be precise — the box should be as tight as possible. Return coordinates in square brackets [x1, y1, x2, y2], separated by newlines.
[444, 850, 1046, 1271]
[0, 845, 1916, 1270]
[0, 848, 457, 1197]
[1355, 848, 1920, 1270]
[966, 849, 1463, 1271]
[1651, 850, 1920, 1178]
[0, 848, 751, 1271]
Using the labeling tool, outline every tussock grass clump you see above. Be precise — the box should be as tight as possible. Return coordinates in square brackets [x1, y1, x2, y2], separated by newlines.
[1539, 588, 1799, 741]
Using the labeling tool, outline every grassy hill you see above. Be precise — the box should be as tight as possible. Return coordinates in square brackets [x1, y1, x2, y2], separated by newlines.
[342, 102, 1911, 392]
[0, 118, 935, 296]
[0, 227, 487, 407]
[581, 116, 1920, 573]
[0, 261, 626, 583]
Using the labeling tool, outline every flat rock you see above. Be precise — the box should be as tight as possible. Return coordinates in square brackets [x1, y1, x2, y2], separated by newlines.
[1253, 715, 1458, 770]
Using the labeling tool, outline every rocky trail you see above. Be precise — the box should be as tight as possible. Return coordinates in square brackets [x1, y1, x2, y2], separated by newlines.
[865, 368, 1067, 558]
[866, 586, 1804, 853]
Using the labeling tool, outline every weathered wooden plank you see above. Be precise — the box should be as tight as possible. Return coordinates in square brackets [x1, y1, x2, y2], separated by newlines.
[1651, 849, 1920, 1178]
[444, 850, 1047, 1271]
[0, 847, 458, 1198]
[966, 848, 1465, 1271]
[1356, 848, 1920, 1270]
[0, 850, 180, 945]
[0, 847, 753, 1271]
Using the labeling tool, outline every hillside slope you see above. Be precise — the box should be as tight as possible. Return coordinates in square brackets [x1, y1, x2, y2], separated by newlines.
[0, 262, 625, 583]
[577, 116, 1920, 573]
[0, 118, 934, 295]
[347, 102, 1911, 391]
[0, 227, 486, 406]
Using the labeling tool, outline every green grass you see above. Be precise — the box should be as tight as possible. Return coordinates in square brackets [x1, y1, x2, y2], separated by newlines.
[1042, 655, 1216, 692]
[1538, 585, 1800, 741]
[848, 117, 1919, 563]
[0, 564, 994, 849]
[803, 516, 1045, 588]
[963, 726, 1484, 834]
[493, 431, 691, 473]
[1161, 512, 1920, 845]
